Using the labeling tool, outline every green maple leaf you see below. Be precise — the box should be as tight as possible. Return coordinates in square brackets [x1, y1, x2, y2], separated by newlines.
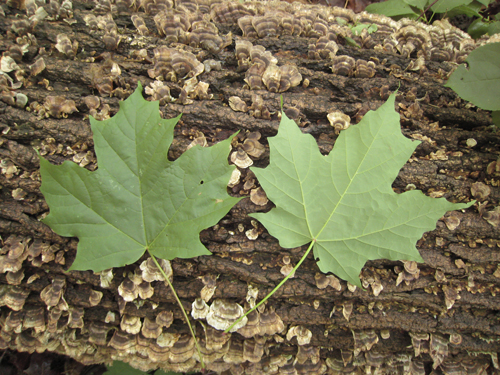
[251, 93, 473, 287]
[39, 83, 240, 272]
[445, 42, 500, 111]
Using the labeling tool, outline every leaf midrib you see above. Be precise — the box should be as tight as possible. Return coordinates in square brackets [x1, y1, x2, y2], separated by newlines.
[313, 124, 382, 241]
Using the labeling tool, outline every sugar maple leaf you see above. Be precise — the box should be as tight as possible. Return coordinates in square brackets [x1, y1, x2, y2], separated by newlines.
[39, 83, 240, 272]
[251, 93, 473, 286]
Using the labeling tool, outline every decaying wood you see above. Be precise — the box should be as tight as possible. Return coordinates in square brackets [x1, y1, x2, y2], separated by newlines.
[1, 0, 500, 374]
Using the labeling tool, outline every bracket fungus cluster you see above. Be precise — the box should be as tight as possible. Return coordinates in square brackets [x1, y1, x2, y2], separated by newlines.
[236, 40, 302, 93]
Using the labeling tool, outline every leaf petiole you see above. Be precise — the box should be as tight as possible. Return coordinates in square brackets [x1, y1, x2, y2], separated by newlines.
[147, 251, 205, 369]
[224, 240, 316, 333]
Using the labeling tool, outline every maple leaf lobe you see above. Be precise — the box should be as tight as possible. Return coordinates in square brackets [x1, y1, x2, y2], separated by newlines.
[251, 93, 473, 286]
[40, 83, 241, 272]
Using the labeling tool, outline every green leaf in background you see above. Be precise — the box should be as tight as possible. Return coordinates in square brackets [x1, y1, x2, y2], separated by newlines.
[366, 0, 419, 19]
[40, 83, 240, 272]
[431, 0, 473, 13]
[251, 93, 473, 287]
[104, 361, 148, 375]
[476, 0, 493, 5]
[344, 36, 361, 48]
[105, 361, 183, 375]
[445, 43, 500, 111]
[350, 23, 378, 36]
[446, 1, 484, 18]
[468, 18, 492, 38]
[488, 21, 500, 35]
[404, 0, 428, 10]
[492, 111, 500, 128]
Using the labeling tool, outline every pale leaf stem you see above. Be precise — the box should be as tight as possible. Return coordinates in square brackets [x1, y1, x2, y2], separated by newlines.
[147, 250, 205, 369]
[224, 240, 316, 333]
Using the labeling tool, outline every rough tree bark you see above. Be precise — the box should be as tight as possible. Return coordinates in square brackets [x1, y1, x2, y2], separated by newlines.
[1, 0, 500, 374]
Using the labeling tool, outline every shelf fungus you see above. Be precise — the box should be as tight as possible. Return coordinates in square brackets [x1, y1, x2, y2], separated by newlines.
[342, 301, 353, 322]
[211, 2, 255, 25]
[40, 275, 66, 308]
[191, 297, 209, 320]
[200, 273, 217, 302]
[360, 268, 384, 296]
[4, 310, 24, 334]
[442, 284, 461, 310]
[29, 57, 46, 76]
[140, 257, 173, 283]
[352, 330, 379, 355]
[3, 286, 30, 311]
[258, 306, 284, 336]
[223, 339, 245, 364]
[242, 336, 266, 363]
[314, 273, 342, 291]
[178, 77, 212, 104]
[246, 284, 259, 308]
[118, 274, 139, 302]
[46, 306, 64, 333]
[148, 46, 204, 81]
[140, 317, 162, 339]
[250, 187, 268, 206]
[249, 94, 271, 120]
[278, 65, 302, 93]
[170, 335, 195, 363]
[227, 168, 241, 188]
[189, 20, 232, 53]
[6, 269, 24, 285]
[394, 25, 431, 58]
[155, 310, 174, 329]
[296, 348, 321, 367]
[23, 306, 46, 333]
[43, 96, 78, 118]
[331, 55, 356, 76]
[229, 96, 248, 112]
[145, 81, 174, 105]
[480, 205, 500, 228]
[121, 315, 142, 335]
[236, 309, 260, 338]
[55, 33, 78, 58]
[470, 182, 491, 201]
[396, 260, 420, 286]
[89, 321, 112, 346]
[410, 332, 430, 357]
[206, 299, 247, 332]
[97, 268, 113, 288]
[309, 34, 338, 59]
[204, 325, 231, 350]
[327, 110, 351, 133]
[286, 325, 312, 346]
[68, 306, 84, 329]
[354, 59, 376, 78]
[108, 330, 136, 353]
[231, 148, 253, 169]
[1, 56, 21, 73]
[154, 11, 189, 43]
[242, 132, 265, 158]
[429, 333, 448, 369]
[131, 14, 149, 35]
[137, 281, 154, 300]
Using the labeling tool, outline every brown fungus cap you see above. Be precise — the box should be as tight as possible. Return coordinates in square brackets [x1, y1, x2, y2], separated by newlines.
[141, 317, 162, 339]
[258, 307, 284, 336]
[156, 310, 174, 328]
[140, 257, 172, 283]
[206, 299, 247, 332]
